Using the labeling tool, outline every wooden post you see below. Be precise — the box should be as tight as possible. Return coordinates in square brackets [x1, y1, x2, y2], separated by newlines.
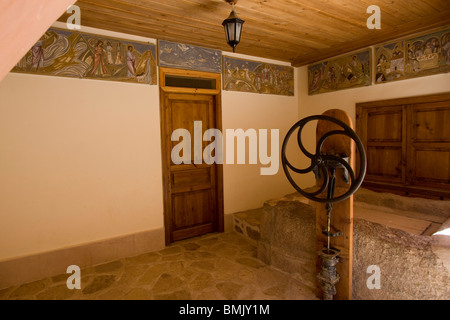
[315, 109, 354, 300]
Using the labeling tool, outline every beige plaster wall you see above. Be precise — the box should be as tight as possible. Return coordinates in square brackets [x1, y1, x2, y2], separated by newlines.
[0, 68, 164, 261]
[0, 24, 298, 261]
[222, 62, 299, 214]
[0, 24, 163, 261]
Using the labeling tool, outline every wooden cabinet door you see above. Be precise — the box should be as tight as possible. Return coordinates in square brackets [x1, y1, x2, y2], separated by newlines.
[356, 93, 450, 199]
[161, 92, 223, 244]
[362, 105, 406, 186]
[407, 101, 450, 190]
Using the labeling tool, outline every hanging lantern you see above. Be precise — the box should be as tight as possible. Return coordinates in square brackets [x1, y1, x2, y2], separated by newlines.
[222, 1, 245, 52]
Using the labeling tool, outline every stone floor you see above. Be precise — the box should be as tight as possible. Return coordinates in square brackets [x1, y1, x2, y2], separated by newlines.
[0, 232, 317, 300]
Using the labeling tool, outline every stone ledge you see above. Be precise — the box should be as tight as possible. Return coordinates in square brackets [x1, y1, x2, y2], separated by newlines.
[0, 228, 165, 290]
[233, 208, 264, 244]
[354, 188, 450, 220]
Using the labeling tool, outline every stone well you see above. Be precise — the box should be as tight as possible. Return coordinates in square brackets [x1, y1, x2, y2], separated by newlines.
[233, 190, 450, 300]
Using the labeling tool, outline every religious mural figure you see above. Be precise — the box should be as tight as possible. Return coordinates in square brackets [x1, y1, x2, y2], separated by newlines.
[443, 33, 450, 65]
[106, 42, 114, 64]
[89, 40, 108, 76]
[30, 41, 45, 72]
[126, 45, 137, 78]
[310, 69, 322, 92]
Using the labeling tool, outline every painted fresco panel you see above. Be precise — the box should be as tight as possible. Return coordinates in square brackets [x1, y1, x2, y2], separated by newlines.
[158, 40, 222, 73]
[405, 28, 450, 79]
[376, 28, 450, 84]
[375, 40, 406, 83]
[308, 49, 372, 95]
[12, 28, 157, 85]
[223, 56, 294, 96]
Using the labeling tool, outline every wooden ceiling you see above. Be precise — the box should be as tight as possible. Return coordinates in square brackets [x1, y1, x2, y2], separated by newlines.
[58, 0, 450, 67]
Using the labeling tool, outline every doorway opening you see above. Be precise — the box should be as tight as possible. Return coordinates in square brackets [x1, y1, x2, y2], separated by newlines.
[159, 67, 224, 245]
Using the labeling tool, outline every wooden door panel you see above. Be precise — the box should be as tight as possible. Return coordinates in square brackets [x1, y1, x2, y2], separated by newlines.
[170, 166, 214, 194]
[169, 95, 215, 164]
[171, 167, 212, 189]
[410, 148, 450, 185]
[367, 110, 403, 142]
[169, 96, 212, 126]
[171, 188, 216, 242]
[366, 146, 403, 181]
[171, 190, 214, 229]
[412, 104, 450, 142]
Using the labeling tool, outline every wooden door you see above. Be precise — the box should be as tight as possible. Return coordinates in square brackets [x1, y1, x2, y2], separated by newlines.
[159, 68, 223, 244]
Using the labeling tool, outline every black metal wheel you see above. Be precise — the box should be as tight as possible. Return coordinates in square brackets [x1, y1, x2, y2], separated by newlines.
[281, 115, 367, 204]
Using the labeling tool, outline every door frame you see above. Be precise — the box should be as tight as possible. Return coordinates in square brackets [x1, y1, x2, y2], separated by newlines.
[159, 67, 224, 245]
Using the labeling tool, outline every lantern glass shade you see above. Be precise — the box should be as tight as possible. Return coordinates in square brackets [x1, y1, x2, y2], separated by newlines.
[226, 23, 235, 41]
[222, 8, 244, 52]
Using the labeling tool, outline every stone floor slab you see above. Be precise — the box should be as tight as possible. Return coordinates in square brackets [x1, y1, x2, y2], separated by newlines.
[0, 232, 317, 300]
